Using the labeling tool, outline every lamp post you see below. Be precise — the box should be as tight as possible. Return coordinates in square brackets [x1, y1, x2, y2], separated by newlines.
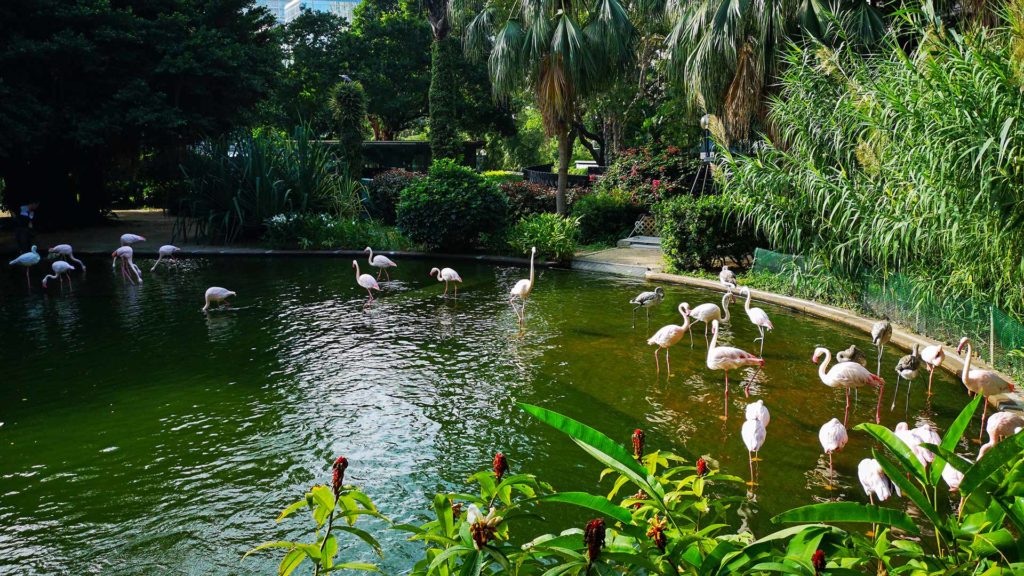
[700, 113, 712, 163]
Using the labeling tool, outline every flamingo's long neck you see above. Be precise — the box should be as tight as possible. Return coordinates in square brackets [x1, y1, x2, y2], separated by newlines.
[527, 250, 535, 291]
[961, 341, 973, 385]
[744, 289, 752, 313]
[818, 349, 832, 384]
[366, 249, 374, 265]
[708, 325, 719, 355]
[721, 293, 732, 322]
[354, 262, 361, 280]
[678, 305, 691, 331]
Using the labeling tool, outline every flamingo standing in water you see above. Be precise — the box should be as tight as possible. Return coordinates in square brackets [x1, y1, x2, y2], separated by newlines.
[745, 400, 770, 428]
[112, 246, 143, 284]
[978, 411, 1024, 459]
[509, 247, 536, 327]
[707, 320, 764, 418]
[9, 246, 40, 289]
[151, 245, 181, 271]
[42, 261, 75, 290]
[719, 265, 737, 290]
[686, 292, 735, 347]
[352, 260, 381, 300]
[894, 422, 934, 467]
[364, 247, 397, 281]
[429, 267, 462, 297]
[819, 418, 848, 489]
[739, 287, 773, 356]
[629, 286, 664, 328]
[892, 344, 921, 410]
[741, 417, 766, 486]
[48, 244, 86, 271]
[858, 458, 900, 504]
[871, 319, 892, 375]
[812, 347, 884, 425]
[646, 305, 692, 374]
[957, 337, 1015, 442]
[202, 287, 236, 313]
[920, 344, 945, 396]
[120, 233, 146, 246]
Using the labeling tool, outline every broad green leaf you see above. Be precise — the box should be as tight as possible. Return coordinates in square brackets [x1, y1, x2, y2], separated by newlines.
[458, 549, 483, 576]
[277, 499, 309, 522]
[279, 548, 307, 576]
[772, 502, 918, 534]
[335, 525, 385, 558]
[929, 395, 981, 485]
[855, 423, 926, 484]
[324, 562, 382, 573]
[871, 449, 944, 532]
[961, 433, 1024, 497]
[433, 493, 455, 537]
[534, 492, 634, 524]
[243, 541, 302, 561]
[427, 544, 473, 575]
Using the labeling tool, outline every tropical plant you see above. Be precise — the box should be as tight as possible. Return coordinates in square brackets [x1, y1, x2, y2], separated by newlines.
[396, 159, 509, 250]
[263, 213, 415, 250]
[595, 145, 703, 206]
[655, 193, 758, 271]
[331, 81, 369, 177]
[572, 189, 645, 244]
[508, 213, 581, 262]
[366, 169, 421, 224]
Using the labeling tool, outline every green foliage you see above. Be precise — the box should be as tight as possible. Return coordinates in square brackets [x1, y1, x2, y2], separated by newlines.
[263, 213, 415, 251]
[396, 159, 508, 250]
[482, 105, 552, 170]
[572, 190, 645, 244]
[481, 171, 522, 185]
[331, 81, 369, 177]
[508, 214, 580, 263]
[176, 126, 356, 243]
[596, 146, 702, 207]
[429, 38, 462, 161]
[366, 169, 421, 224]
[501, 181, 558, 221]
[655, 193, 757, 271]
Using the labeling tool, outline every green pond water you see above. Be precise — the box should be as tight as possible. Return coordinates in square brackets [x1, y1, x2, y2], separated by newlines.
[0, 256, 975, 574]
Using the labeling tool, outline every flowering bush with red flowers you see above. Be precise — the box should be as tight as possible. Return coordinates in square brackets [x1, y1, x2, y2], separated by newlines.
[595, 145, 703, 206]
[501, 181, 585, 222]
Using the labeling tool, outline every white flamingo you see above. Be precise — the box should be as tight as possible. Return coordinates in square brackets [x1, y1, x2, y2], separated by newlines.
[202, 287, 235, 313]
[42, 261, 75, 290]
[745, 400, 770, 427]
[942, 463, 965, 492]
[957, 337, 1015, 442]
[646, 305, 692, 374]
[509, 247, 536, 327]
[719, 265, 737, 290]
[120, 233, 146, 246]
[894, 422, 933, 467]
[819, 418, 848, 489]
[741, 418, 766, 485]
[978, 411, 1024, 459]
[429, 267, 462, 297]
[812, 347, 885, 425]
[352, 260, 381, 300]
[9, 245, 40, 289]
[871, 319, 892, 375]
[707, 320, 764, 418]
[686, 292, 735, 347]
[629, 286, 665, 328]
[739, 287, 773, 356]
[892, 344, 921, 410]
[48, 244, 86, 271]
[858, 458, 900, 504]
[920, 344, 945, 396]
[151, 245, 181, 271]
[364, 247, 397, 281]
[112, 246, 143, 285]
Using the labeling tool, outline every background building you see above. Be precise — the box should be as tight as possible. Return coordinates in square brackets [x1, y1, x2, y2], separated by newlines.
[256, 0, 359, 23]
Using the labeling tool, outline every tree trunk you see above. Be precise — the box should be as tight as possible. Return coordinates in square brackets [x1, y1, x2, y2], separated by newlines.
[556, 129, 571, 215]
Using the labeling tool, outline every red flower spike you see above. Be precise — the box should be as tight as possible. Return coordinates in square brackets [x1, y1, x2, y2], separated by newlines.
[812, 549, 826, 574]
[696, 457, 708, 477]
[632, 429, 645, 461]
[331, 456, 349, 498]
[584, 519, 606, 564]
[493, 452, 509, 482]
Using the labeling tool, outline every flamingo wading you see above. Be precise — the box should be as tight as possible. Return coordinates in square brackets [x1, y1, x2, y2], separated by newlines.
[429, 267, 462, 297]
[646, 305, 692, 374]
[686, 292, 735, 347]
[892, 344, 921, 410]
[920, 344, 945, 396]
[957, 337, 1015, 442]
[203, 287, 236, 313]
[509, 247, 536, 327]
[739, 287, 773, 356]
[9, 245, 40, 289]
[353, 260, 381, 300]
[151, 245, 181, 271]
[48, 244, 86, 271]
[707, 320, 764, 418]
[741, 417, 766, 486]
[42, 261, 75, 290]
[112, 246, 143, 285]
[629, 287, 664, 328]
[364, 247, 397, 281]
[812, 347, 885, 425]
[819, 418, 848, 490]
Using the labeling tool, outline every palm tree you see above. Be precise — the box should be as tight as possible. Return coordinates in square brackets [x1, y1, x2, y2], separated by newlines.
[460, 0, 638, 214]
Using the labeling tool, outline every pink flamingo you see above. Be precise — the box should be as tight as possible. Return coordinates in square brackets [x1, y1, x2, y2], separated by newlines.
[819, 418, 848, 489]
[9, 245, 40, 290]
[429, 267, 462, 297]
[707, 319, 764, 418]
[858, 458, 899, 504]
[509, 247, 536, 327]
[646, 304, 692, 374]
[352, 260, 380, 300]
[686, 292, 735, 347]
[812, 347, 884, 425]
[202, 287, 235, 313]
[48, 244, 86, 271]
[920, 344, 945, 396]
[42, 261, 75, 290]
[151, 245, 181, 271]
[364, 247, 397, 280]
[120, 233, 146, 246]
[112, 246, 143, 285]
[741, 417, 766, 486]
[739, 287, 773, 356]
[957, 337, 1015, 442]
[978, 411, 1024, 459]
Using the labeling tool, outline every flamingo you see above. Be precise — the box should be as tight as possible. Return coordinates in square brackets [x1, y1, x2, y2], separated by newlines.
[942, 463, 965, 492]
[646, 305, 692, 374]
[629, 286, 664, 328]
[352, 260, 381, 300]
[120, 233, 146, 246]
[858, 458, 900, 505]
[112, 246, 143, 285]
[429, 267, 462, 297]
[42, 261, 75, 290]
[957, 337, 1015, 442]
[509, 247, 536, 327]
[920, 344, 945, 396]
[745, 400, 770, 427]
[892, 344, 921, 410]
[686, 292, 735, 347]
[739, 287, 773, 356]
[364, 247, 397, 281]
[741, 418, 766, 486]
[707, 320, 764, 418]
[9, 245, 40, 289]
[48, 244, 86, 271]
[719, 265, 737, 290]
[894, 422, 933, 467]
[978, 411, 1024, 459]
[836, 345, 867, 366]
[812, 347, 885, 425]
[871, 319, 892, 375]
[151, 245, 181, 271]
[819, 418, 848, 489]
[202, 287, 235, 313]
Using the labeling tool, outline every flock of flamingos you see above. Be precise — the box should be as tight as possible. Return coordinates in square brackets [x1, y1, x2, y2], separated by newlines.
[8, 237, 1023, 503]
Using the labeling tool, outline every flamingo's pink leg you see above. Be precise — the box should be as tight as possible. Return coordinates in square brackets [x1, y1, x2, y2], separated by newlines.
[844, 388, 851, 427]
[979, 399, 988, 442]
[25, 268, 31, 290]
[724, 370, 730, 419]
[443, 281, 448, 296]
[874, 382, 884, 424]
[666, 348, 671, 374]
[927, 368, 935, 396]
[653, 348, 660, 373]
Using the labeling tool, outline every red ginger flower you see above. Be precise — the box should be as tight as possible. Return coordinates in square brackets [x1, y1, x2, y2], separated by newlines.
[632, 429, 645, 461]
[493, 452, 509, 482]
[584, 519, 606, 564]
[696, 457, 708, 477]
[331, 456, 348, 498]
[647, 514, 668, 552]
[630, 489, 648, 510]
[812, 549, 826, 574]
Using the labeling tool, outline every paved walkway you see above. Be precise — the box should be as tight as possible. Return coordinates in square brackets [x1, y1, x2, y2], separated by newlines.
[572, 246, 665, 277]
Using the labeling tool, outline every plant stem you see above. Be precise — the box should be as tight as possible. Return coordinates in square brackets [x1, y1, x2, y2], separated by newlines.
[313, 509, 337, 576]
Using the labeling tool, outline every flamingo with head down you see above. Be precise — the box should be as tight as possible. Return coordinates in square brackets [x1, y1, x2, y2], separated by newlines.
[707, 320, 764, 418]
[812, 347, 884, 426]
[202, 287, 236, 313]
[112, 246, 143, 285]
[42, 261, 75, 290]
[120, 233, 146, 246]
[48, 244, 86, 271]
[819, 418, 848, 489]
[151, 245, 181, 271]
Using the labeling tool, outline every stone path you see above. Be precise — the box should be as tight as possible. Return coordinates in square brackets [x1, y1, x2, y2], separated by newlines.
[572, 246, 665, 277]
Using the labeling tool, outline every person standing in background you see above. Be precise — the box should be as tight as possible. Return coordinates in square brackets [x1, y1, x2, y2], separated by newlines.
[14, 200, 39, 254]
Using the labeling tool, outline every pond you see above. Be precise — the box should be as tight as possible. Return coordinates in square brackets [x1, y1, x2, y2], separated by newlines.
[0, 256, 973, 574]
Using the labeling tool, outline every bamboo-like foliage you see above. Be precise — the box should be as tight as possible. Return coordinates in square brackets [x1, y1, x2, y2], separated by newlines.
[722, 12, 1024, 314]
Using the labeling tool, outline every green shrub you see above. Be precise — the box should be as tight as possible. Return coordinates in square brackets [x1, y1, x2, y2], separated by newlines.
[654, 193, 757, 271]
[501, 181, 556, 221]
[595, 145, 702, 206]
[508, 213, 580, 263]
[330, 80, 368, 176]
[572, 190, 645, 244]
[366, 169, 420, 224]
[481, 170, 522, 185]
[263, 213, 413, 250]
[396, 159, 508, 251]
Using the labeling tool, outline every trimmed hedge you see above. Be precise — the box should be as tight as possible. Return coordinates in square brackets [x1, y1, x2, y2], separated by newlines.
[654, 194, 757, 271]
[572, 191, 645, 244]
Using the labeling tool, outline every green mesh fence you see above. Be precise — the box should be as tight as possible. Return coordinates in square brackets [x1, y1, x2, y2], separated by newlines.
[752, 248, 1024, 377]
